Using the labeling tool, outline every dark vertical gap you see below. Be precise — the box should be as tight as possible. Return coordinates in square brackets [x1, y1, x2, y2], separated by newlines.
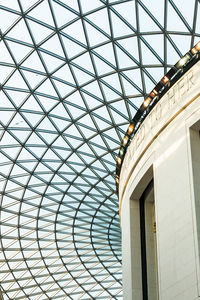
[140, 191, 148, 300]
[140, 179, 153, 300]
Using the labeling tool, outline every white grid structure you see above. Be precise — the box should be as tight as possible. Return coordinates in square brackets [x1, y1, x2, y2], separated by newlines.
[0, 0, 200, 299]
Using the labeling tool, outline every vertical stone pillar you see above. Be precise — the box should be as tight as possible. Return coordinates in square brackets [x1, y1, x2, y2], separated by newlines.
[153, 118, 199, 299]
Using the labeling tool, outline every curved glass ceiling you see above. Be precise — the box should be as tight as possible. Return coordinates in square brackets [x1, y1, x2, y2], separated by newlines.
[0, 0, 200, 299]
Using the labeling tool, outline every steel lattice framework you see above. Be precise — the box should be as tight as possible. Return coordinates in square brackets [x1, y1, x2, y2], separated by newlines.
[0, 0, 200, 299]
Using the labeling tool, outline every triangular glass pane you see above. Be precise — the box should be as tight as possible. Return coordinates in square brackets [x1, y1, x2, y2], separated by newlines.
[11, 129, 30, 144]
[114, 1, 136, 29]
[64, 91, 86, 109]
[26, 131, 46, 146]
[0, 137, 17, 157]
[95, 43, 116, 66]
[51, 103, 70, 119]
[94, 106, 112, 124]
[87, 8, 110, 35]
[53, 64, 75, 84]
[41, 34, 65, 57]
[117, 36, 139, 62]
[68, 153, 84, 164]
[102, 74, 122, 94]
[73, 52, 94, 74]
[20, 0, 39, 12]
[21, 95, 43, 112]
[81, 167, 96, 179]
[80, 0, 102, 13]
[0, 111, 15, 126]
[64, 124, 82, 138]
[17, 147, 35, 161]
[59, 0, 79, 12]
[37, 95, 58, 112]
[36, 78, 57, 97]
[7, 40, 32, 63]
[120, 73, 141, 95]
[103, 133, 120, 149]
[89, 143, 106, 156]
[9, 113, 27, 128]
[52, 78, 75, 97]
[141, 0, 164, 27]
[34, 161, 52, 173]
[110, 100, 128, 119]
[53, 146, 70, 160]
[83, 93, 102, 110]
[27, 19, 53, 44]
[138, 4, 161, 32]
[145, 67, 164, 84]
[71, 65, 93, 86]
[110, 108, 127, 124]
[0, 91, 14, 108]
[0, 9, 19, 33]
[167, 39, 181, 64]
[62, 20, 86, 46]
[110, 10, 133, 38]
[172, 0, 195, 29]
[22, 51, 46, 72]
[49, 116, 70, 131]
[51, 1, 77, 27]
[144, 34, 164, 61]
[79, 114, 97, 131]
[123, 69, 143, 91]
[66, 103, 85, 119]
[61, 35, 85, 59]
[21, 112, 43, 127]
[0, 65, 14, 84]
[77, 124, 95, 138]
[7, 19, 32, 44]
[21, 70, 46, 89]
[92, 117, 110, 131]
[90, 161, 107, 177]
[89, 134, 106, 148]
[167, 2, 190, 32]
[42, 148, 60, 160]
[0, 0, 20, 11]
[101, 82, 121, 101]
[10, 164, 28, 177]
[53, 136, 70, 149]
[83, 81, 102, 99]
[27, 145, 46, 159]
[0, 40, 14, 64]
[65, 136, 82, 148]
[143, 72, 155, 92]
[6, 90, 29, 108]
[195, 4, 200, 36]
[79, 153, 95, 164]
[38, 131, 57, 145]
[39, 51, 63, 73]
[37, 117, 56, 132]
[110, 107, 127, 124]
[140, 40, 162, 65]
[84, 21, 109, 47]
[5, 181, 22, 195]
[115, 45, 137, 69]
[28, 0, 54, 26]
[169, 34, 191, 56]
[92, 53, 114, 76]
[6, 70, 28, 89]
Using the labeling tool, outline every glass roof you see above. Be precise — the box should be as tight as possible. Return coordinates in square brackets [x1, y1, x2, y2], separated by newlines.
[0, 0, 199, 299]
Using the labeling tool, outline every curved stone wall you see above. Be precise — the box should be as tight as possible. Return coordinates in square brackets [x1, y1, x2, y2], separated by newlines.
[120, 61, 200, 300]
